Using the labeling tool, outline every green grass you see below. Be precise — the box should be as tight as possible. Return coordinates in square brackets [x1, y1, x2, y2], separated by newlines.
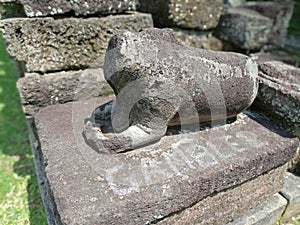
[0, 33, 47, 224]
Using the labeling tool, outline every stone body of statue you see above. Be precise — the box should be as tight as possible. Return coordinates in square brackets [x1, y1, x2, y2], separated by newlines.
[84, 28, 258, 153]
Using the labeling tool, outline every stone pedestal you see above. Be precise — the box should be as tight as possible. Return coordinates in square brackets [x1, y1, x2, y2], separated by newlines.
[31, 97, 298, 225]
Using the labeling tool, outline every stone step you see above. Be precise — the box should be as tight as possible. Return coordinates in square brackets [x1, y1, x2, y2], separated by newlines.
[31, 97, 298, 224]
[227, 193, 287, 225]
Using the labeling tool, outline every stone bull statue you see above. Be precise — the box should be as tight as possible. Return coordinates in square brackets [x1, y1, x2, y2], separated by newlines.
[84, 28, 258, 153]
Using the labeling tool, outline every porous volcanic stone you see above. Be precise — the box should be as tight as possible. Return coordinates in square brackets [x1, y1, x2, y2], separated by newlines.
[215, 7, 272, 50]
[17, 68, 113, 117]
[0, 12, 153, 72]
[252, 61, 300, 135]
[227, 193, 287, 225]
[33, 97, 298, 225]
[18, 0, 137, 17]
[138, 0, 223, 30]
[158, 166, 287, 225]
[280, 172, 300, 223]
[173, 28, 223, 51]
[243, 1, 294, 46]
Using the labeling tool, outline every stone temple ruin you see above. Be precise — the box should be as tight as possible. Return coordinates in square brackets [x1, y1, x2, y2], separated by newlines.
[1, 0, 300, 224]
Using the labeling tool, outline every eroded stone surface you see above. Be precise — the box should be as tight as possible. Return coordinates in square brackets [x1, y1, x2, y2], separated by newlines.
[159, 166, 287, 225]
[252, 61, 300, 135]
[215, 7, 272, 50]
[280, 172, 300, 222]
[85, 28, 258, 153]
[33, 97, 298, 224]
[251, 60, 300, 174]
[17, 68, 113, 117]
[18, 0, 137, 17]
[243, 1, 294, 46]
[0, 12, 153, 72]
[138, 0, 223, 30]
[227, 193, 287, 225]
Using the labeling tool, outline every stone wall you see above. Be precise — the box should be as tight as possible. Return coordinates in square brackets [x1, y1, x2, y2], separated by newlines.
[1, 0, 295, 117]
[1, 0, 299, 224]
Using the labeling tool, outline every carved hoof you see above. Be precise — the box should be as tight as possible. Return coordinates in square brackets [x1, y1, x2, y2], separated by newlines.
[83, 121, 111, 154]
[83, 121, 133, 154]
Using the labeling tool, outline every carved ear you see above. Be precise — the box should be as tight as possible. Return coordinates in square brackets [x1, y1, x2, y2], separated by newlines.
[106, 30, 129, 51]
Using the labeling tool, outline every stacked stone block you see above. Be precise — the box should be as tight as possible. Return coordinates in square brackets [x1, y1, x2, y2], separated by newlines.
[216, 1, 294, 50]
[1, 1, 153, 117]
[138, 0, 224, 51]
[0, 0, 299, 224]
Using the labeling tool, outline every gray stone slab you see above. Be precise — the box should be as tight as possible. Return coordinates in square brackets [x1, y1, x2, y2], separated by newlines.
[215, 7, 272, 50]
[280, 172, 300, 222]
[252, 61, 300, 136]
[251, 52, 297, 66]
[17, 68, 113, 117]
[243, 1, 294, 47]
[172, 28, 223, 51]
[138, 0, 223, 30]
[227, 193, 287, 225]
[18, 0, 137, 17]
[158, 167, 287, 225]
[0, 12, 153, 72]
[33, 97, 298, 224]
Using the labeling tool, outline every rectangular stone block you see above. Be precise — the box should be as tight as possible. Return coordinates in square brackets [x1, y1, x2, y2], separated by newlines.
[227, 193, 287, 225]
[243, 1, 294, 47]
[32, 97, 298, 225]
[0, 12, 153, 72]
[215, 7, 272, 50]
[252, 60, 300, 174]
[17, 0, 138, 17]
[252, 61, 300, 135]
[158, 166, 287, 225]
[280, 172, 300, 223]
[138, 0, 223, 30]
[17, 68, 113, 117]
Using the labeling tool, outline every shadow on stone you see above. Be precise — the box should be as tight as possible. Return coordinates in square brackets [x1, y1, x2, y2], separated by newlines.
[245, 110, 296, 139]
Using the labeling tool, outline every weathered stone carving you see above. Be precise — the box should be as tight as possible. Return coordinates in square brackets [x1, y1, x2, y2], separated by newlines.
[84, 28, 258, 153]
